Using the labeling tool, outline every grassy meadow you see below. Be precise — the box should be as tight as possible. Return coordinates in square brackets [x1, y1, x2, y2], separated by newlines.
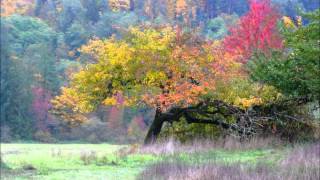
[1, 139, 319, 180]
[1, 143, 141, 180]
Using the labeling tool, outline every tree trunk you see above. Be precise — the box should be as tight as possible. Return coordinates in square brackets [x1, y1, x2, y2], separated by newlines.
[144, 108, 164, 144]
[142, 98, 308, 144]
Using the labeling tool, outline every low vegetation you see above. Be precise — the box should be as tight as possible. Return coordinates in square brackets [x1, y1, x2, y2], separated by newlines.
[139, 142, 320, 180]
[1, 138, 319, 179]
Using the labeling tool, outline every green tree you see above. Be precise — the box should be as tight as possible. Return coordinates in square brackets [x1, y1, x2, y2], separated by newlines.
[0, 15, 58, 139]
[65, 22, 89, 52]
[1, 23, 34, 138]
[249, 10, 320, 99]
[204, 14, 238, 40]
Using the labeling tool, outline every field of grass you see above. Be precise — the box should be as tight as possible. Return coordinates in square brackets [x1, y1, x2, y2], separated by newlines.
[1, 143, 144, 180]
[1, 139, 318, 180]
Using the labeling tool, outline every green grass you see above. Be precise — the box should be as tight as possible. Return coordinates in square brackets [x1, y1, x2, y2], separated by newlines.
[1, 143, 157, 180]
[1, 143, 285, 180]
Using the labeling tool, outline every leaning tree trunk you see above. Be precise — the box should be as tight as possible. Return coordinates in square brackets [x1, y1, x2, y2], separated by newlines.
[143, 106, 187, 144]
[143, 98, 310, 145]
[144, 108, 164, 144]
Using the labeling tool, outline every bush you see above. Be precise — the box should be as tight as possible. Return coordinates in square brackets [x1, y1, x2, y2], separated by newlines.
[0, 126, 12, 142]
[0, 155, 10, 170]
[80, 151, 97, 165]
[57, 118, 109, 142]
[86, 134, 100, 143]
[33, 130, 57, 143]
[160, 119, 223, 143]
[57, 117, 132, 143]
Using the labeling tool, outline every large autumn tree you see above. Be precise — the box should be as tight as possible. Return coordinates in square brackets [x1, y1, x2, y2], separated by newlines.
[51, 27, 233, 143]
[52, 0, 289, 143]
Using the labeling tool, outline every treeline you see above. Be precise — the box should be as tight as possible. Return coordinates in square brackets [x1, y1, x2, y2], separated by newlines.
[0, 0, 319, 142]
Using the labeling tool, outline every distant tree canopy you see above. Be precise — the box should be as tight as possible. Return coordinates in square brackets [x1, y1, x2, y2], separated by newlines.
[204, 14, 238, 40]
[1, 15, 59, 138]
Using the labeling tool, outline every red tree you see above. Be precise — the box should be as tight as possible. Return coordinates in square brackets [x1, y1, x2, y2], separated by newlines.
[32, 87, 52, 131]
[224, 0, 283, 62]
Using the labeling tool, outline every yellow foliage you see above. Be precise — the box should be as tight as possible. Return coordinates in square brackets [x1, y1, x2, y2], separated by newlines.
[103, 97, 117, 105]
[68, 51, 75, 57]
[213, 78, 281, 109]
[297, 16, 302, 27]
[79, 38, 109, 60]
[282, 16, 295, 28]
[108, 0, 131, 11]
[144, 71, 167, 86]
[51, 87, 93, 113]
[55, 26, 275, 117]
[55, 27, 178, 115]
[50, 87, 89, 124]
[235, 97, 263, 109]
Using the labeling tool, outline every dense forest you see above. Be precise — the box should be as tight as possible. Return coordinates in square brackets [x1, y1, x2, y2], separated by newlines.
[1, 0, 319, 144]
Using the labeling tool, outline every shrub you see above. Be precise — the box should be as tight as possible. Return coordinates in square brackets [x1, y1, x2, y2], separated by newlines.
[80, 151, 97, 165]
[0, 126, 12, 142]
[33, 130, 57, 143]
[57, 118, 107, 142]
[160, 119, 223, 143]
[85, 133, 101, 143]
[96, 155, 109, 166]
[0, 155, 10, 170]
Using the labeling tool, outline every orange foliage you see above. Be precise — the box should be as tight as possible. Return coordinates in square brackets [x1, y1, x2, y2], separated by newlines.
[176, 0, 187, 15]
[1, 0, 33, 16]
[142, 32, 243, 111]
[54, 27, 246, 117]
